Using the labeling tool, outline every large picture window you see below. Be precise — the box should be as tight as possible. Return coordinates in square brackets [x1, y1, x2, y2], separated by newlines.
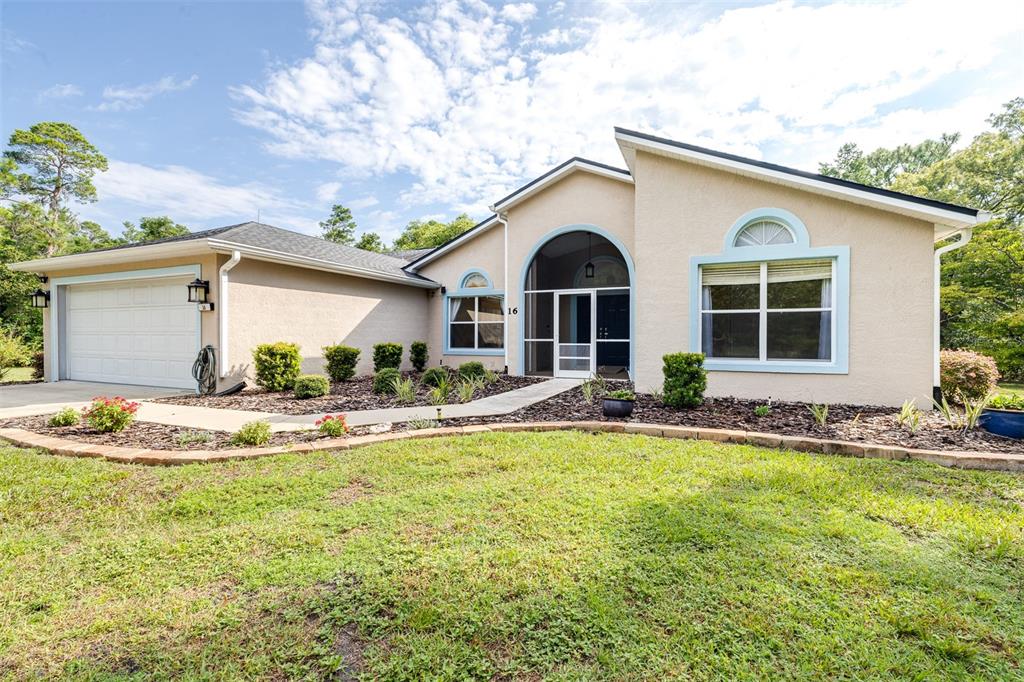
[448, 295, 504, 351]
[701, 259, 833, 363]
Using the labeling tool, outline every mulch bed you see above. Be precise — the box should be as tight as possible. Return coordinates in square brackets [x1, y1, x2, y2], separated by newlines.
[0, 414, 382, 451]
[443, 383, 1024, 456]
[152, 372, 542, 415]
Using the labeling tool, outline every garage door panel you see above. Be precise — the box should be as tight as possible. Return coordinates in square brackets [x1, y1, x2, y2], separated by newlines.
[65, 277, 198, 389]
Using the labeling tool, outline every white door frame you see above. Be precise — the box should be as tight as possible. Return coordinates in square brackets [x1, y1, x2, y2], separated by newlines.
[553, 288, 596, 379]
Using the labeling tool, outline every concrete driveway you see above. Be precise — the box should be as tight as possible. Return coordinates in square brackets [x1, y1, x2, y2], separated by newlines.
[0, 381, 190, 418]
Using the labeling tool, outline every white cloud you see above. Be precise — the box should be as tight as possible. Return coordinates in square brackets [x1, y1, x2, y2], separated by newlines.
[94, 160, 310, 228]
[316, 181, 343, 202]
[349, 195, 380, 209]
[501, 3, 536, 23]
[233, 0, 1024, 213]
[38, 83, 83, 100]
[95, 74, 198, 112]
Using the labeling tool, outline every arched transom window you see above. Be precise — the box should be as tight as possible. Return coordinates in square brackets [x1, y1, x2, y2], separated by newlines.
[461, 272, 490, 288]
[734, 219, 795, 247]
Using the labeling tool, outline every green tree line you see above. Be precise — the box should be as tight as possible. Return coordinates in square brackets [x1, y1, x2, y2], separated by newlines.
[818, 97, 1023, 380]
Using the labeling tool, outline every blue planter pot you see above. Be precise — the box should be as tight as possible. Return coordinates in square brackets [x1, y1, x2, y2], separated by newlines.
[979, 408, 1024, 439]
[602, 398, 635, 418]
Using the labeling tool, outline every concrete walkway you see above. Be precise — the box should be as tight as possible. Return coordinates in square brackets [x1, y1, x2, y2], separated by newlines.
[134, 378, 581, 432]
[0, 381, 190, 418]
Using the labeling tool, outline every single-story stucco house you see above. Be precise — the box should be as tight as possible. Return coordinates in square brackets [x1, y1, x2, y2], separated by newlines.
[11, 128, 989, 406]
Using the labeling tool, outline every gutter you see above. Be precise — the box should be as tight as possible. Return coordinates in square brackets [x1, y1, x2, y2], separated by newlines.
[218, 251, 242, 379]
[933, 227, 973, 390]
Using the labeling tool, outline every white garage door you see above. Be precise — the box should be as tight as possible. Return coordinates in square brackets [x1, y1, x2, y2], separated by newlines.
[64, 277, 198, 389]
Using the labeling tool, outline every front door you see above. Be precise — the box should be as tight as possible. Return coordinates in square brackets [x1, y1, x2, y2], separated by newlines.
[555, 290, 594, 378]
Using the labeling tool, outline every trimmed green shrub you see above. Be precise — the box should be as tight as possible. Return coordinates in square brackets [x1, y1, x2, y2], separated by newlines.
[662, 352, 706, 408]
[420, 366, 450, 388]
[458, 361, 486, 380]
[323, 344, 360, 382]
[252, 342, 302, 391]
[294, 374, 330, 399]
[940, 349, 999, 402]
[231, 420, 271, 446]
[410, 341, 429, 372]
[373, 368, 401, 394]
[47, 407, 80, 427]
[373, 342, 403, 371]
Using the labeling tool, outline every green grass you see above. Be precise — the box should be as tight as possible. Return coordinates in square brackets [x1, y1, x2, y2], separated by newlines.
[1, 433, 1022, 680]
[998, 383, 1024, 397]
[0, 367, 34, 383]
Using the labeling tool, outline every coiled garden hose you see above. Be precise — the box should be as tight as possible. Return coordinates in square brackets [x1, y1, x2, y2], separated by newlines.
[192, 345, 217, 395]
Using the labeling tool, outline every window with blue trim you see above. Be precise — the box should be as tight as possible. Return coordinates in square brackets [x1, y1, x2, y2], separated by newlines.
[449, 295, 504, 350]
[691, 208, 849, 373]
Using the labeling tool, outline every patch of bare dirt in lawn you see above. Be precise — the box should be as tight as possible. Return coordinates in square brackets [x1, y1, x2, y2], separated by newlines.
[152, 372, 543, 415]
[330, 478, 373, 505]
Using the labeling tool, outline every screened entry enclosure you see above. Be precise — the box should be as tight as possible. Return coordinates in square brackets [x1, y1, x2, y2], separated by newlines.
[524, 231, 630, 378]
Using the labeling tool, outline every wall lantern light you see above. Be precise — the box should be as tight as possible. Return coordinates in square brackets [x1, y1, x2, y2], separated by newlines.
[30, 288, 50, 309]
[584, 232, 595, 278]
[186, 278, 210, 304]
[37, 274, 48, 284]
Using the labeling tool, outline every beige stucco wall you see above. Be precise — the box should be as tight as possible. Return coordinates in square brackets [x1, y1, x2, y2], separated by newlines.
[633, 150, 936, 406]
[416, 221, 507, 371]
[36, 254, 219, 382]
[504, 171, 637, 376]
[225, 259, 431, 382]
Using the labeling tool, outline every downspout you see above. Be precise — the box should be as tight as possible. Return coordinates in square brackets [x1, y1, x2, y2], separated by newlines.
[496, 212, 510, 373]
[933, 228, 972, 394]
[218, 251, 242, 378]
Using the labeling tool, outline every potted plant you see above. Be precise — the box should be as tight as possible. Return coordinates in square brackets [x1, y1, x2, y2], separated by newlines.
[602, 389, 636, 418]
[979, 393, 1024, 439]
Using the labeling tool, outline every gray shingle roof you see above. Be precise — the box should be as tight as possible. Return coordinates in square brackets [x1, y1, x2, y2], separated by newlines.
[84, 221, 435, 285]
[209, 222, 432, 283]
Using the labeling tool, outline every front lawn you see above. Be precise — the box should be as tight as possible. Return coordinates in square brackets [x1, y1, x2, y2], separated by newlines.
[0, 367, 35, 383]
[2, 433, 1022, 679]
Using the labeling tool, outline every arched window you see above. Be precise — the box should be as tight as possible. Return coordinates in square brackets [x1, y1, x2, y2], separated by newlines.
[734, 219, 795, 247]
[461, 272, 490, 289]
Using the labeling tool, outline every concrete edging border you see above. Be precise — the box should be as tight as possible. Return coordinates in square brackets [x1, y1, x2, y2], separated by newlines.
[0, 422, 1021, 471]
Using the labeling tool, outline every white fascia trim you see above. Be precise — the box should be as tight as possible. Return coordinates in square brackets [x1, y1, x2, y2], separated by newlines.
[206, 239, 439, 289]
[490, 160, 633, 213]
[403, 215, 501, 272]
[614, 131, 985, 230]
[9, 240, 210, 272]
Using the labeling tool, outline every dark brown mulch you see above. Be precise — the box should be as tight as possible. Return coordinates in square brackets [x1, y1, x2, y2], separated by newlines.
[152, 372, 542, 415]
[0, 414, 378, 452]
[442, 384, 1024, 456]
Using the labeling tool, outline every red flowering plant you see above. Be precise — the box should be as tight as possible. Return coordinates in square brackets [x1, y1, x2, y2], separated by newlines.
[82, 396, 140, 433]
[315, 413, 349, 437]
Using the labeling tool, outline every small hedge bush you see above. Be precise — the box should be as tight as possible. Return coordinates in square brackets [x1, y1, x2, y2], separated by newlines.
[940, 349, 999, 402]
[31, 350, 45, 379]
[373, 368, 401, 394]
[231, 420, 271, 446]
[662, 352, 707, 408]
[373, 342, 403, 371]
[410, 341, 428, 372]
[0, 329, 30, 382]
[420, 366, 449, 388]
[82, 396, 139, 433]
[252, 342, 302, 391]
[323, 344, 360, 382]
[459, 361, 486, 380]
[47, 407, 80, 427]
[294, 374, 330, 399]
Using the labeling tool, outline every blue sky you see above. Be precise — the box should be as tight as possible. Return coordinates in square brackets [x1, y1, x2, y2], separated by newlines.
[3, 0, 1022, 243]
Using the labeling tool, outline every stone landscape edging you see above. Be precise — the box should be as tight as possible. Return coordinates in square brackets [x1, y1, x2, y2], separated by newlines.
[1, 422, 1022, 471]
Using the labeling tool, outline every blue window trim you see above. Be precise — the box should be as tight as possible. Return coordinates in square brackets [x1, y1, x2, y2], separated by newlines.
[691, 208, 849, 374]
[444, 268, 505, 355]
[518, 224, 636, 379]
